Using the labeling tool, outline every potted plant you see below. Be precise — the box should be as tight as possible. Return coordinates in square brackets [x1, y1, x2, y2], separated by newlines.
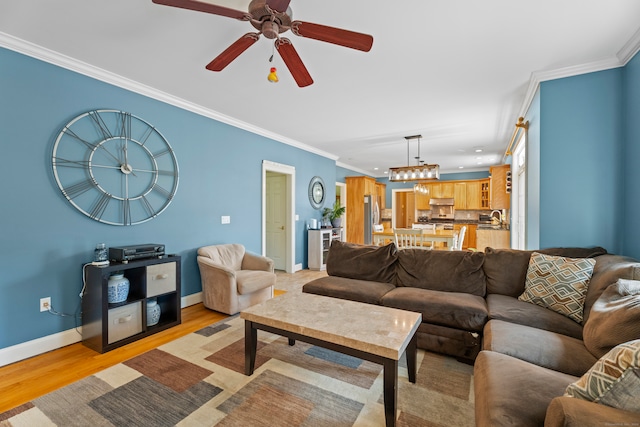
[323, 200, 346, 228]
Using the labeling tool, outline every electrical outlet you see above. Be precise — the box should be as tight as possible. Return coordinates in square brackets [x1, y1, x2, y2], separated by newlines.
[40, 297, 51, 312]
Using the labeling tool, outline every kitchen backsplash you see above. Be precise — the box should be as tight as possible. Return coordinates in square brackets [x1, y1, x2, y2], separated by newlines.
[417, 210, 491, 222]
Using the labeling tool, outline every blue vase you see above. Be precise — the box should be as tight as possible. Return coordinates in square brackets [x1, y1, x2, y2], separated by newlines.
[146, 298, 161, 326]
[107, 273, 129, 303]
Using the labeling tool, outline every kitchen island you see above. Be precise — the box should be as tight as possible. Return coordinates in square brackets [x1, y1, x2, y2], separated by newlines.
[476, 226, 510, 251]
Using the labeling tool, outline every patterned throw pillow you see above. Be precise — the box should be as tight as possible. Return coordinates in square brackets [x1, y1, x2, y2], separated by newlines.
[565, 339, 640, 412]
[518, 252, 596, 323]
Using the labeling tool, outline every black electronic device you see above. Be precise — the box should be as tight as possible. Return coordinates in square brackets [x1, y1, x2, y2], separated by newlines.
[109, 244, 165, 263]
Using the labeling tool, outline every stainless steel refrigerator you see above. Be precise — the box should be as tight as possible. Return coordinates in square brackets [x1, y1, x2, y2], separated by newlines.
[363, 194, 380, 245]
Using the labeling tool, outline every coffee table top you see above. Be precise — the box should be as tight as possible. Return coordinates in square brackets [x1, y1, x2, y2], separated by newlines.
[240, 293, 421, 360]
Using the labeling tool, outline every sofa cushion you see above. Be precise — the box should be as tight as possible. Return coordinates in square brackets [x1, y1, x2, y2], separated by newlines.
[474, 350, 578, 427]
[483, 247, 607, 297]
[302, 276, 395, 305]
[583, 279, 640, 358]
[395, 249, 486, 296]
[564, 339, 640, 412]
[518, 252, 595, 323]
[483, 319, 597, 377]
[381, 287, 487, 332]
[416, 323, 482, 360]
[326, 240, 397, 284]
[583, 254, 640, 324]
[486, 294, 583, 339]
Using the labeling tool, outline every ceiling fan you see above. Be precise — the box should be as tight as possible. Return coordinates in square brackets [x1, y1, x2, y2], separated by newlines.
[152, 0, 374, 87]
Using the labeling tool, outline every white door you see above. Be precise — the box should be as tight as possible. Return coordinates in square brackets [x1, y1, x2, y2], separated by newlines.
[266, 173, 287, 270]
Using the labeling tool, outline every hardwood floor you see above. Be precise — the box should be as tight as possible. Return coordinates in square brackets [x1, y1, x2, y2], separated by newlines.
[0, 303, 226, 413]
[0, 270, 325, 413]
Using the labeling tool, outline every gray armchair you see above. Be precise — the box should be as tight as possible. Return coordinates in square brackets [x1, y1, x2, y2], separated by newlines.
[197, 244, 276, 315]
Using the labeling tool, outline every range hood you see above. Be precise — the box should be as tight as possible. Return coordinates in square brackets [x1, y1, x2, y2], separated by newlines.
[429, 198, 454, 206]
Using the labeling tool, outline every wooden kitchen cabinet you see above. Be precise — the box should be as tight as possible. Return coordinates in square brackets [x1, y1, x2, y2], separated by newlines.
[480, 179, 490, 209]
[431, 182, 454, 198]
[454, 223, 477, 250]
[465, 181, 483, 210]
[454, 183, 467, 209]
[345, 176, 377, 244]
[415, 187, 431, 210]
[490, 165, 511, 210]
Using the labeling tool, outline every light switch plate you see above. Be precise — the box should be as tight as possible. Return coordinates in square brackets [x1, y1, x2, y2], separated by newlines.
[221, 216, 231, 224]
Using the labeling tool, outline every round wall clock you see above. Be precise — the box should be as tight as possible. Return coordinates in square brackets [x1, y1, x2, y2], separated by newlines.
[52, 109, 179, 225]
[308, 176, 326, 209]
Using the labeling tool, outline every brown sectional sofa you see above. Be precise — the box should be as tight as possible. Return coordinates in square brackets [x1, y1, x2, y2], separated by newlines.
[302, 241, 640, 426]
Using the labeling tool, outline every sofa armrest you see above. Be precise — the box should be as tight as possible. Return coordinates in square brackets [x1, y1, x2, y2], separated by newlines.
[545, 396, 640, 427]
[242, 252, 275, 273]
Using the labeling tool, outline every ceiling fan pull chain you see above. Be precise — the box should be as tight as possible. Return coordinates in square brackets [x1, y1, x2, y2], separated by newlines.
[269, 40, 275, 62]
[268, 41, 278, 83]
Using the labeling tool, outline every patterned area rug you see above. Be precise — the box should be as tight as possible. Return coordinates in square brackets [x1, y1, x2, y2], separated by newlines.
[1, 316, 474, 426]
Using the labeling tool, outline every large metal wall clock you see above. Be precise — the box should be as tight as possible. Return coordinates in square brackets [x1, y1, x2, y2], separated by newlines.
[52, 109, 179, 225]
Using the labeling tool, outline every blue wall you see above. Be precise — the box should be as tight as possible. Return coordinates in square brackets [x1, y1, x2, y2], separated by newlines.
[623, 52, 640, 257]
[0, 48, 336, 349]
[537, 69, 624, 252]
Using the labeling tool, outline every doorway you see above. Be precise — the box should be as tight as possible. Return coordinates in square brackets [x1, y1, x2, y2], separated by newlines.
[262, 160, 295, 273]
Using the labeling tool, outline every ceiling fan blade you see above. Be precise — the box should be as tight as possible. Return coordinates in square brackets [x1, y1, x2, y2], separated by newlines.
[152, 0, 248, 20]
[291, 21, 373, 52]
[206, 33, 260, 72]
[265, 0, 291, 13]
[276, 38, 313, 87]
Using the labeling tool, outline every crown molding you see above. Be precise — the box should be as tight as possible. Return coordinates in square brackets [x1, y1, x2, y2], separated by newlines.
[618, 26, 640, 65]
[335, 161, 376, 177]
[0, 32, 338, 162]
[518, 57, 623, 118]
[518, 27, 640, 119]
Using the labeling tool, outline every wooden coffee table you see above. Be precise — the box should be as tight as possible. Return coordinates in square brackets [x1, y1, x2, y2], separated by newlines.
[240, 292, 422, 427]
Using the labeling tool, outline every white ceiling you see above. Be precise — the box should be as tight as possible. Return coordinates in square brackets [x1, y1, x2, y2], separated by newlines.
[2, 1, 640, 176]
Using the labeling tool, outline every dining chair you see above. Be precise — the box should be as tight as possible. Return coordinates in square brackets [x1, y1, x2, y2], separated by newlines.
[394, 228, 430, 250]
[452, 225, 467, 250]
[411, 223, 436, 249]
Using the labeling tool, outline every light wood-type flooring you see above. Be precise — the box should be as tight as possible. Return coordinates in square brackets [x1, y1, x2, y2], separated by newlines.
[0, 269, 327, 413]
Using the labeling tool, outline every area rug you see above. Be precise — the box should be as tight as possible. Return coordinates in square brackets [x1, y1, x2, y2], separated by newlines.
[1, 316, 474, 426]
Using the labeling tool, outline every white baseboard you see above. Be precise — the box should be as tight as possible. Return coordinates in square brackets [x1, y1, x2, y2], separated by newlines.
[294, 263, 303, 272]
[0, 293, 204, 367]
[181, 292, 202, 308]
[0, 327, 83, 367]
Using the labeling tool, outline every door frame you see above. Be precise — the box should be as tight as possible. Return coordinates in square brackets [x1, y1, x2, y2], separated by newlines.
[262, 160, 295, 273]
[336, 181, 347, 240]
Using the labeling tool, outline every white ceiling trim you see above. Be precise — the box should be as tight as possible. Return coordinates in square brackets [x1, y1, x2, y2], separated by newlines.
[335, 161, 375, 177]
[618, 27, 640, 65]
[0, 31, 338, 162]
[518, 30, 640, 120]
